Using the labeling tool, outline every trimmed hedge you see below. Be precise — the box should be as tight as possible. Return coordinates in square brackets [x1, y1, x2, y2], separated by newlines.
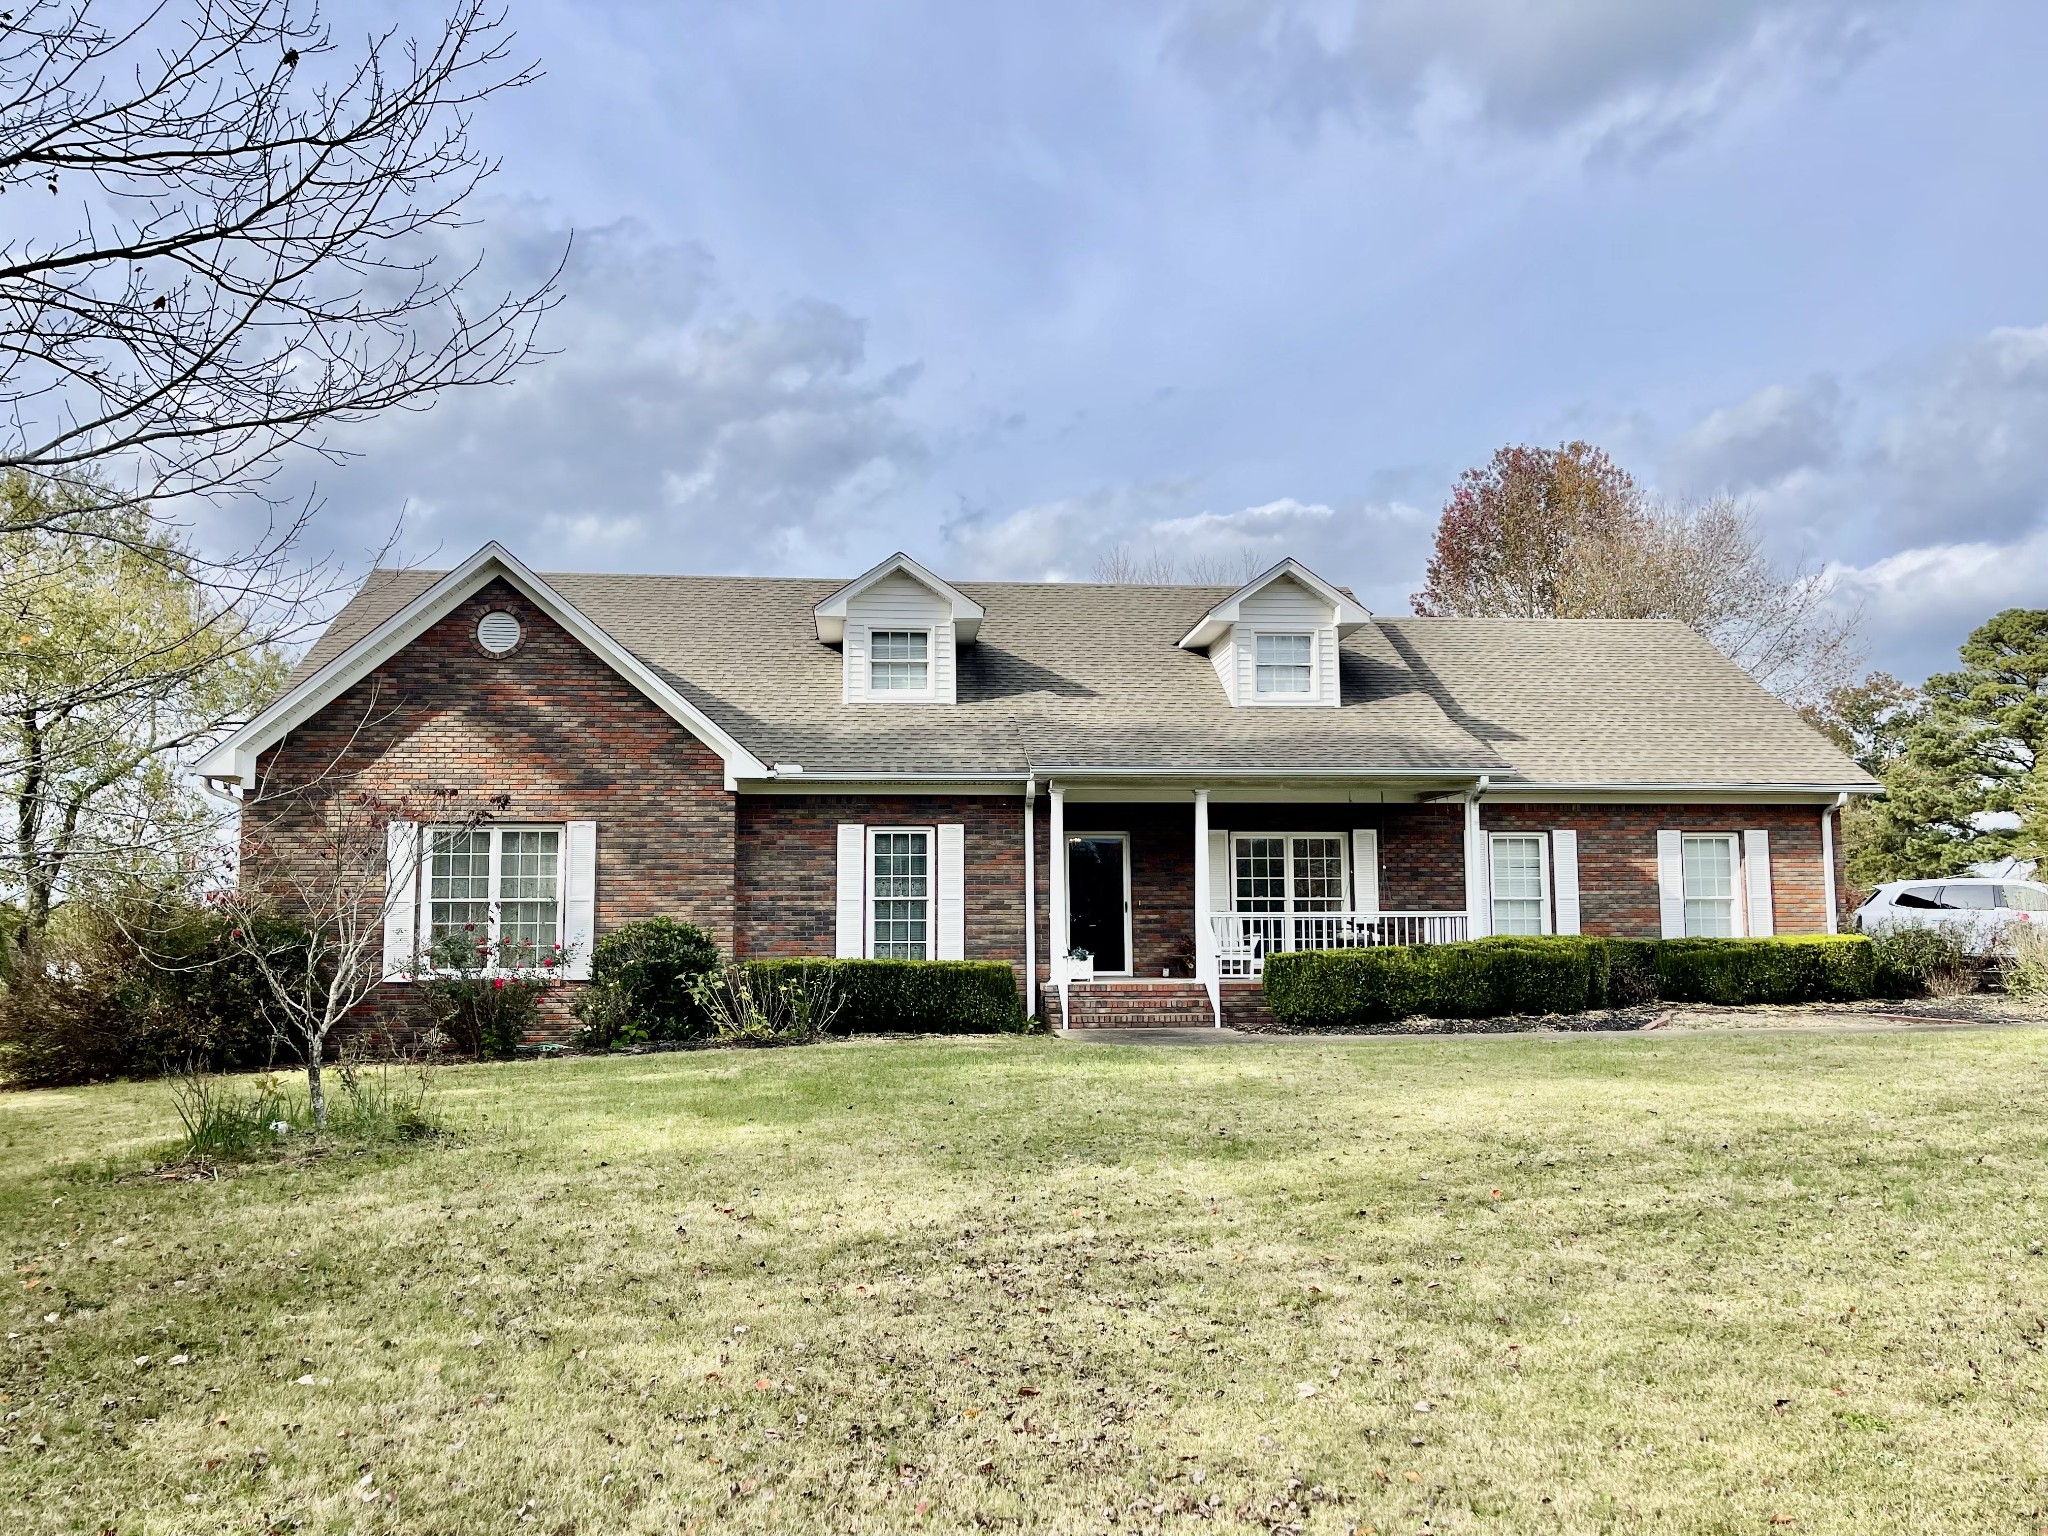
[740, 959, 1026, 1034]
[1262, 934, 1878, 1030]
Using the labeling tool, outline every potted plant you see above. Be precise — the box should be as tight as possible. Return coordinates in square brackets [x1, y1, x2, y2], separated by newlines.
[1065, 946, 1095, 983]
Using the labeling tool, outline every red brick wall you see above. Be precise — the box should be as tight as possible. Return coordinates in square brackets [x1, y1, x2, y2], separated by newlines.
[243, 579, 736, 1037]
[735, 795, 1026, 980]
[1480, 803, 1837, 936]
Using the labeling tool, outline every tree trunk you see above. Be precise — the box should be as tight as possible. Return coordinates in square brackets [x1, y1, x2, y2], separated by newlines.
[307, 1057, 327, 1131]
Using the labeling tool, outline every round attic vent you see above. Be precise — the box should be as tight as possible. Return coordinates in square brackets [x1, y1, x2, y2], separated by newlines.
[476, 610, 522, 655]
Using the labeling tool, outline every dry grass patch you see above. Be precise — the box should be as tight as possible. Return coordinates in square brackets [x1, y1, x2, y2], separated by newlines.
[2, 1031, 2047, 1533]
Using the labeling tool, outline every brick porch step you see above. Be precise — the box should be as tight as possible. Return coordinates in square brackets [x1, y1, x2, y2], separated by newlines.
[1056, 980, 1216, 1030]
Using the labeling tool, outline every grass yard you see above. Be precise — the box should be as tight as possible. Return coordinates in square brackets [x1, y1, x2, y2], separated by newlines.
[3, 1030, 2047, 1534]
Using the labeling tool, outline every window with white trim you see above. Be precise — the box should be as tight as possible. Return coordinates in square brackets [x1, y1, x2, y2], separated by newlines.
[1232, 833, 1347, 911]
[1254, 632, 1314, 695]
[427, 826, 561, 962]
[1681, 833, 1739, 937]
[1490, 833, 1547, 935]
[869, 828, 930, 958]
[869, 630, 930, 693]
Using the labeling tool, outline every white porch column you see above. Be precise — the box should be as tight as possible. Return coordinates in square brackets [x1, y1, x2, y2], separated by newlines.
[1821, 793, 1843, 935]
[1193, 788, 1221, 1025]
[1023, 776, 1038, 1008]
[1049, 783, 1072, 1030]
[1463, 783, 1492, 938]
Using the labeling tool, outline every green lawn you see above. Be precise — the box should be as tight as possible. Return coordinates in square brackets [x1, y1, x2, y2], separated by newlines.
[3, 1030, 2047, 1534]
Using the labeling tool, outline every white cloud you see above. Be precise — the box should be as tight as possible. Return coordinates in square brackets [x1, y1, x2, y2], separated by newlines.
[1169, 0, 1901, 159]
[1829, 527, 2048, 676]
[942, 485, 1431, 608]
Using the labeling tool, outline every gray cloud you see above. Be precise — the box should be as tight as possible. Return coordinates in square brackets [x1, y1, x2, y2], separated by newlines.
[1169, 0, 1900, 157]
[1664, 378, 1845, 496]
[1870, 323, 2048, 544]
[262, 209, 928, 575]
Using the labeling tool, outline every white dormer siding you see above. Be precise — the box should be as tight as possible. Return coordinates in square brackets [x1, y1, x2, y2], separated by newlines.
[842, 569, 957, 704]
[1234, 576, 1339, 707]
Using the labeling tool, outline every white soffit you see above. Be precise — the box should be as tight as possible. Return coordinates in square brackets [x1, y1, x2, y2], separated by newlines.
[813, 550, 986, 643]
[1177, 558, 1373, 650]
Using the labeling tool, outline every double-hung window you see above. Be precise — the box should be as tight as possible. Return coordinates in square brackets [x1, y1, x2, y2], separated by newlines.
[869, 630, 930, 693]
[427, 826, 562, 964]
[1681, 833, 1739, 937]
[1489, 834, 1548, 935]
[1254, 632, 1314, 696]
[1232, 834, 1348, 910]
[870, 829, 930, 959]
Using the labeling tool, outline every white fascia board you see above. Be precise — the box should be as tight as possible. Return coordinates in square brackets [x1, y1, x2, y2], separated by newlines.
[194, 542, 769, 789]
[1176, 557, 1374, 649]
[813, 551, 986, 643]
[1480, 782, 1880, 803]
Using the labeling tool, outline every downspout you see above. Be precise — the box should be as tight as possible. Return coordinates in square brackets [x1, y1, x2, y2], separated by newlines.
[1464, 774, 1492, 939]
[1023, 775, 1037, 1018]
[1821, 791, 1846, 935]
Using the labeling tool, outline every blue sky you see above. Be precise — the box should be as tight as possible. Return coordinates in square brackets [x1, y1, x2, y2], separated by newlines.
[283, 0, 2048, 682]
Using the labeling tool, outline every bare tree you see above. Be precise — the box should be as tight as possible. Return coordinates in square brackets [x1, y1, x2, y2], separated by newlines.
[219, 694, 494, 1128]
[1091, 544, 1266, 585]
[0, 0, 559, 551]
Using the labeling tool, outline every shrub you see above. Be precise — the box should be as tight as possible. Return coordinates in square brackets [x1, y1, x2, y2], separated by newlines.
[1867, 924, 1982, 999]
[573, 918, 721, 1046]
[1262, 934, 1880, 1029]
[408, 934, 563, 1059]
[2004, 922, 2048, 1002]
[1650, 936, 1879, 1006]
[691, 962, 844, 1045]
[0, 898, 305, 1088]
[740, 959, 1025, 1034]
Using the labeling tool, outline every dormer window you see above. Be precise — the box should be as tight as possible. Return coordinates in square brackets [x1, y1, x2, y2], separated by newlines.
[1255, 633, 1314, 695]
[815, 552, 985, 705]
[870, 630, 930, 693]
[1177, 559, 1372, 709]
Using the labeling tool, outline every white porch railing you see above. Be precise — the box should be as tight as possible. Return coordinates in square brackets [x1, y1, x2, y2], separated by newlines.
[1212, 910, 1470, 978]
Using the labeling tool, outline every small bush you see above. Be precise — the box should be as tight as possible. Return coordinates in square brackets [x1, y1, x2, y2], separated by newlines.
[1263, 934, 1880, 1028]
[408, 934, 563, 1059]
[740, 960, 1025, 1034]
[2005, 923, 2048, 1002]
[0, 899, 305, 1088]
[1867, 925, 1982, 999]
[691, 962, 844, 1045]
[574, 918, 721, 1046]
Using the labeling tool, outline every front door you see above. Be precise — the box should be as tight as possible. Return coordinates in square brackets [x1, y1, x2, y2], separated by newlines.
[1066, 835, 1130, 973]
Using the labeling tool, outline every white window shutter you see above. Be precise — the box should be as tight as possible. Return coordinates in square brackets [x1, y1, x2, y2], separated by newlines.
[1744, 829, 1774, 937]
[1208, 830, 1230, 912]
[836, 824, 866, 958]
[843, 624, 868, 703]
[382, 821, 421, 981]
[1551, 829, 1580, 936]
[1352, 828, 1380, 913]
[936, 823, 966, 960]
[562, 821, 598, 979]
[1656, 830, 1686, 939]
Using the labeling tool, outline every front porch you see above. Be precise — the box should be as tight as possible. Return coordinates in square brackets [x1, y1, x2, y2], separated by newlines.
[1037, 780, 1489, 1028]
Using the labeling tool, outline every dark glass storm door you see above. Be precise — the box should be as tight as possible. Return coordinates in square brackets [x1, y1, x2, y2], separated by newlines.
[1066, 835, 1130, 974]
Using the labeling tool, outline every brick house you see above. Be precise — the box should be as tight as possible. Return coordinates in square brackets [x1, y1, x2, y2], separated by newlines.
[199, 544, 1878, 1031]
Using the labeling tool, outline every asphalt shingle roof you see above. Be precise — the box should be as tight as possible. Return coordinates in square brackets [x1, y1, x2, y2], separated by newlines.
[289, 569, 1874, 788]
